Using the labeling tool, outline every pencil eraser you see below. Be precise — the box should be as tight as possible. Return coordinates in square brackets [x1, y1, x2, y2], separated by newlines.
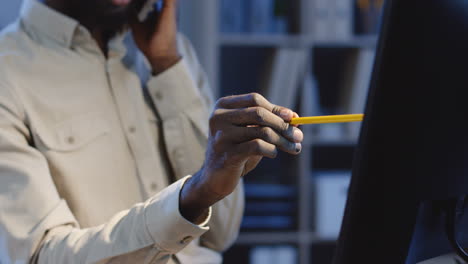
[138, 0, 159, 22]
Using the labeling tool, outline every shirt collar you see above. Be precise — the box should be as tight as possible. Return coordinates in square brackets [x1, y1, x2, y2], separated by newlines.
[19, 0, 129, 59]
[20, 0, 79, 48]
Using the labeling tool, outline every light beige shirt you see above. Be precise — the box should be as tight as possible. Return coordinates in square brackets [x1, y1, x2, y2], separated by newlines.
[0, 0, 244, 263]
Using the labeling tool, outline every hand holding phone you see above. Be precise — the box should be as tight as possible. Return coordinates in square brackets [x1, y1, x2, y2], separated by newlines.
[131, 0, 181, 75]
[138, 0, 164, 22]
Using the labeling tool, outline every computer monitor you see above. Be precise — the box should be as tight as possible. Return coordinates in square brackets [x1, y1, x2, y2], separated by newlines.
[333, 0, 468, 263]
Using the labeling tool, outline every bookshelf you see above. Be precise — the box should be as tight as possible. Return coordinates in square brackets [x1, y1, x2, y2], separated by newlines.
[179, 0, 382, 263]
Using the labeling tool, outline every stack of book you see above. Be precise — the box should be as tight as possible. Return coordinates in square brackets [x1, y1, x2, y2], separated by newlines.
[262, 48, 309, 109]
[220, 0, 289, 34]
[312, 0, 354, 41]
[241, 183, 297, 230]
[313, 171, 352, 240]
[250, 245, 297, 264]
[312, 0, 385, 41]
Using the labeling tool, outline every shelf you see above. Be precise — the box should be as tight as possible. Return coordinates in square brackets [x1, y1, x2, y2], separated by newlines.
[235, 231, 336, 245]
[219, 34, 378, 49]
[219, 34, 307, 48]
[314, 35, 379, 49]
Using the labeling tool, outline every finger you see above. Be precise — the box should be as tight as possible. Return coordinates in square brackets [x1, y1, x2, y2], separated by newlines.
[216, 93, 271, 109]
[213, 107, 301, 142]
[235, 139, 278, 159]
[221, 126, 302, 154]
[216, 93, 295, 122]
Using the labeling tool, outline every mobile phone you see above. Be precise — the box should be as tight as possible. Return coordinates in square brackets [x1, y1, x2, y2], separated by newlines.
[138, 0, 164, 22]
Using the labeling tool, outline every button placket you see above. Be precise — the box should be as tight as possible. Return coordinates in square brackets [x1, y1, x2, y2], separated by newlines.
[105, 63, 156, 199]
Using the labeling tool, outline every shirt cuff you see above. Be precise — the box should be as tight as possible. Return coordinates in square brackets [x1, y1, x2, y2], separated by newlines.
[144, 176, 211, 254]
[146, 59, 203, 121]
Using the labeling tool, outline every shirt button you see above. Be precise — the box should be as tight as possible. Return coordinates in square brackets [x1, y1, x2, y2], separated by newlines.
[180, 236, 193, 245]
[154, 91, 163, 100]
[128, 126, 136, 133]
[150, 182, 158, 191]
[67, 136, 75, 144]
[173, 149, 183, 160]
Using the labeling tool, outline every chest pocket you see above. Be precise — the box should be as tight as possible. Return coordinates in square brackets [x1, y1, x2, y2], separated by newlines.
[31, 112, 110, 152]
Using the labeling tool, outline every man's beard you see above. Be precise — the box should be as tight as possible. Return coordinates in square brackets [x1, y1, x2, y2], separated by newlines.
[69, 0, 146, 36]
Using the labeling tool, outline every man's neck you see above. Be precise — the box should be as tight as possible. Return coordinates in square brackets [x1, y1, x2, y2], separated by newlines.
[42, 0, 110, 55]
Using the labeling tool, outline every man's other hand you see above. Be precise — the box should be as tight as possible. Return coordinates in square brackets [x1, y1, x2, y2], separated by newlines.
[180, 93, 304, 224]
[130, 0, 181, 75]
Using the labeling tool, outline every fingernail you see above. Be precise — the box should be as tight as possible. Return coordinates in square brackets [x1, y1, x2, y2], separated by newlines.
[295, 143, 302, 153]
[280, 109, 291, 120]
[293, 128, 303, 143]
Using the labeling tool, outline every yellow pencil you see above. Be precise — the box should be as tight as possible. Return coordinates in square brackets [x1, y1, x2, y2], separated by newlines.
[290, 114, 364, 125]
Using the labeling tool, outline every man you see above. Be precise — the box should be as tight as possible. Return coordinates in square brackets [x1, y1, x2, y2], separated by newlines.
[0, 0, 304, 263]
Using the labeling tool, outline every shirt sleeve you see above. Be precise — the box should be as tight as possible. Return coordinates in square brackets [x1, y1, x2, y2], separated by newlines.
[0, 71, 211, 264]
[145, 33, 214, 121]
[37, 176, 211, 264]
[145, 34, 245, 253]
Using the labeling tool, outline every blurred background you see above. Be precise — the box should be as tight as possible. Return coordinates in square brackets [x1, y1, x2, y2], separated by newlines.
[0, 0, 383, 263]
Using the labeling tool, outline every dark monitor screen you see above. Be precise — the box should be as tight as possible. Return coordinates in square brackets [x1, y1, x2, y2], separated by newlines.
[333, 0, 468, 263]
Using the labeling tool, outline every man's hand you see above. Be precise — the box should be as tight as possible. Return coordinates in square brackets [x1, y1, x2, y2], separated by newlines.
[130, 0, 180, 75]
[179, 93, 304, 224]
